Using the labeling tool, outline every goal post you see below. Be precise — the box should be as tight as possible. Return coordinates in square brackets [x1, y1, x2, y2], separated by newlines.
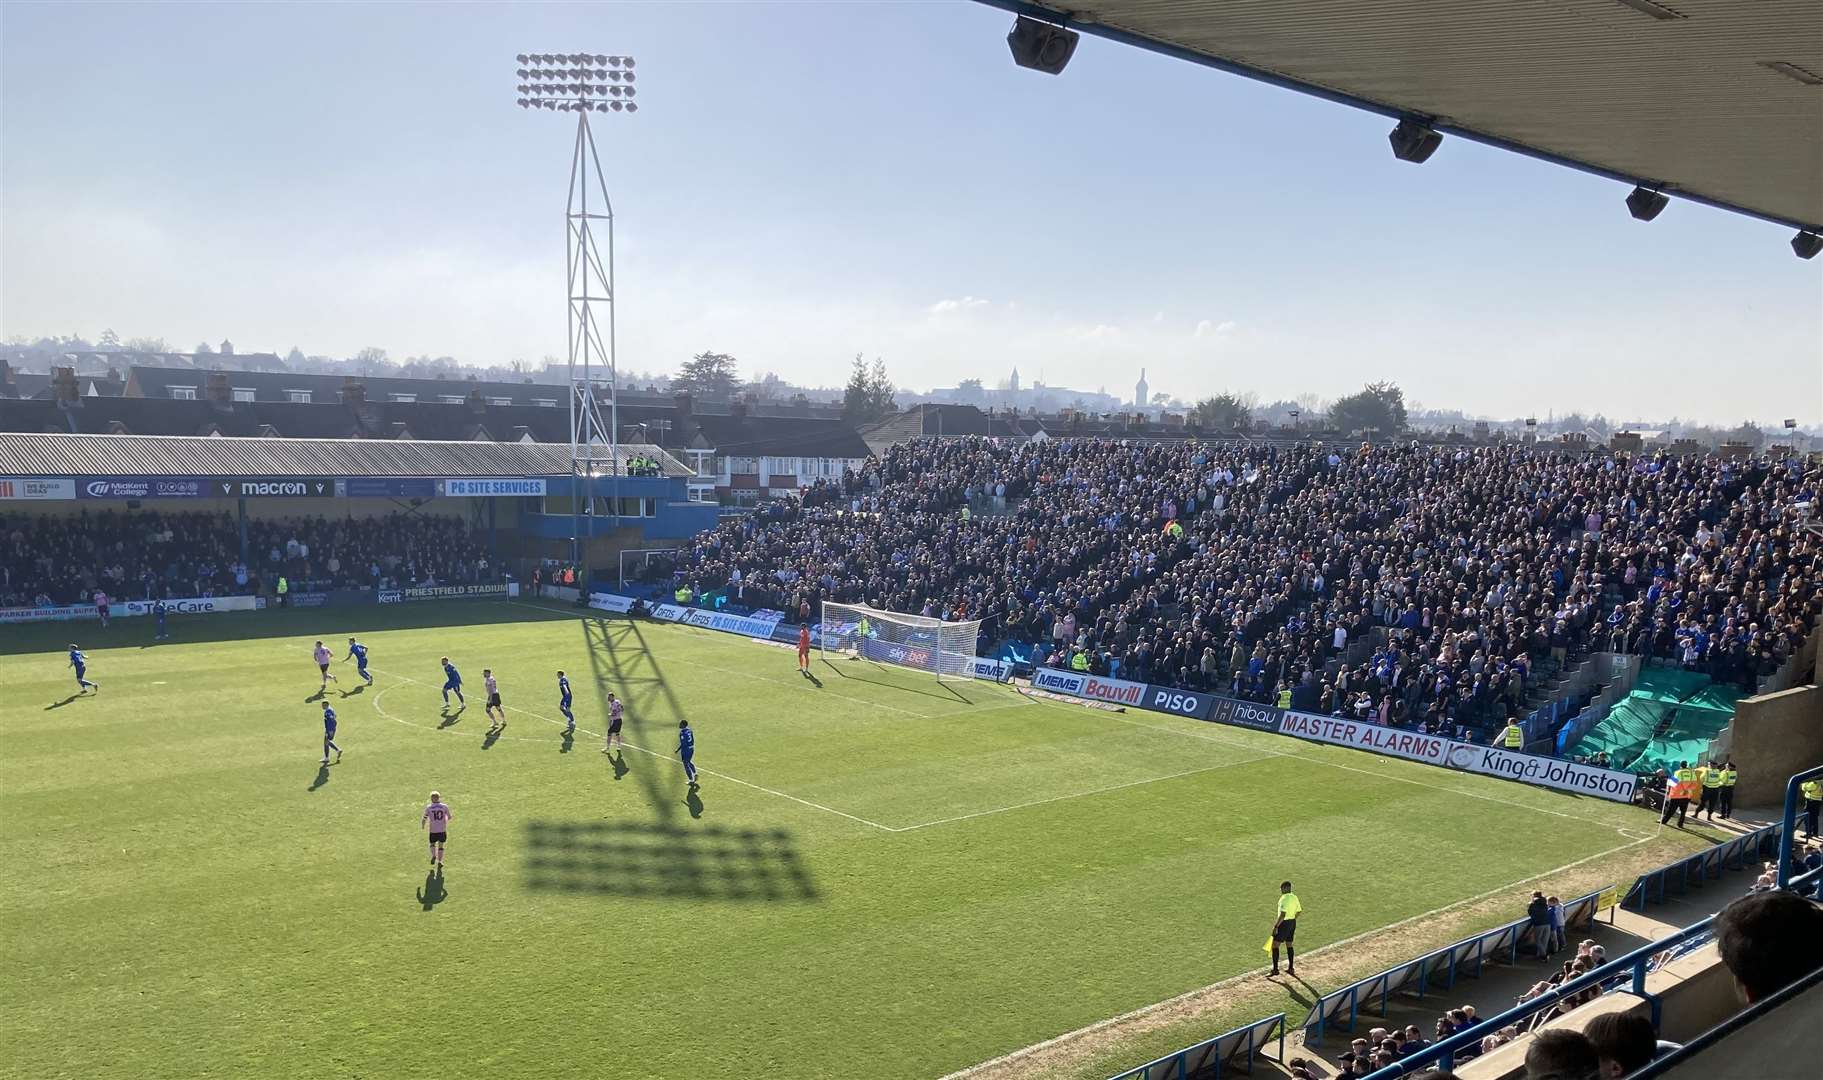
[819, 601, 984, 682]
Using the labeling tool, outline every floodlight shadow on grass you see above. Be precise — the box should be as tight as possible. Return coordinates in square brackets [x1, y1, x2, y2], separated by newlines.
[523, 821, 820, 903]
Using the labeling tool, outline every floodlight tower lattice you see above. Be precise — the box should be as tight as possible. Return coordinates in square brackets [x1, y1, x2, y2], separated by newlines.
[515, 52, 639, 564]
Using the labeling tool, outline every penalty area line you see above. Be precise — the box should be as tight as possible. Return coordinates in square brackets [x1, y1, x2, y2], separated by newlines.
[367, 664, 899, 833]
[890, 756, 1275, 833]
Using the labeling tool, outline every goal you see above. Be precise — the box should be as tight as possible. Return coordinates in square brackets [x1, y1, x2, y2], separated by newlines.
[820, 601, 984, 682]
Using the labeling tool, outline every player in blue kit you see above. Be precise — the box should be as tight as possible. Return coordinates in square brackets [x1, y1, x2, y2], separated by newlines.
[67, 644, 98, 693]
[343, 637, 373, 685]
[152, 599, 169, 641]
[557, 670, 574, 732]
[439, 656, 464, 706]
[675, 719, 698, 786]
[320, 702, 343, 764]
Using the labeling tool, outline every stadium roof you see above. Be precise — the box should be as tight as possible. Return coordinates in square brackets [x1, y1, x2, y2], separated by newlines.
[982, 0, 1823, 231]
[0, 432, 687, 478]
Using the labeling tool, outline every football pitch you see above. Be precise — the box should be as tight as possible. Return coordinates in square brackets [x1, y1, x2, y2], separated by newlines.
[1, 601, 1695, 1080]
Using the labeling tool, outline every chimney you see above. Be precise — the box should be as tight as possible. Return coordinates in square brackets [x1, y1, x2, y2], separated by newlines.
[105, 367, 122, 387]
[205, 371, 231, 406]
[52, 366, 80, 407]
[466, 388, 487, 414]
[673, 391, 693, 416]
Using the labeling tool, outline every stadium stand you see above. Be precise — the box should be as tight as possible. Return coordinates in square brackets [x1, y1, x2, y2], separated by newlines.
[672, 436, 1821, 743]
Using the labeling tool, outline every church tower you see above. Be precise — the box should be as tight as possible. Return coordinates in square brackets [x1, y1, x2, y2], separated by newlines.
[1135, 368, 1149, 408]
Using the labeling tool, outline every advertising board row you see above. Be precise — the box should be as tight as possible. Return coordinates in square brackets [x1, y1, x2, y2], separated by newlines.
[0, 595, 259, 624]
[0, 475, 544, 501]
[1029, 667, 1638, 802]
[377, 583, 515, 604]
[587, 593, 1015, 681]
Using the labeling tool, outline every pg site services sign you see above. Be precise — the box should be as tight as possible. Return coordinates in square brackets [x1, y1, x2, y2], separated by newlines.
[443, 478, 548, 497]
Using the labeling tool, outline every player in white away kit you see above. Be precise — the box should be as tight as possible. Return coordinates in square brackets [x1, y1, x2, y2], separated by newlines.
[312, 640, 338, 690]
[601, 692, 625, 753]
[421, 792, 452, 867]
[482, 669, 504, 727]
[93, 591, 110, 628]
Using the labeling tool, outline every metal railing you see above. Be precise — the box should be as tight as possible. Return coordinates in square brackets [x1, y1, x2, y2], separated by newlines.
[1777, 764, 1823, 888]
[1104, 1013, 1284, 1080]
[1302, 890, 1605, 1045]
[1358, 917, 1722, 1078]
[1624, 823, 1783, 910]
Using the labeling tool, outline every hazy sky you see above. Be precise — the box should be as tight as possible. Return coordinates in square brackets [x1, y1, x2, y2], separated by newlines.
[2, 1, 1818, 425]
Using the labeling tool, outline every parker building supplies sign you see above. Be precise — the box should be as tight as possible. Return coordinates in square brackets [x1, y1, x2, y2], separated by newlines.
[0, 478, 75, 500]
[443, 478, 548, 497]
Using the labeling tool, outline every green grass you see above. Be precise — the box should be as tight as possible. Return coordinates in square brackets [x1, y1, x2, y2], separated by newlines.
[1, 601, 1681, 1079]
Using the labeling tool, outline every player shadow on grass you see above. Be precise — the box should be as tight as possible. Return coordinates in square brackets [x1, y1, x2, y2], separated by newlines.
[45, 693, 83, 710]
[437, 706, 465, 729]
[417, 869, 448, 911]
[339, 684, 366, 698]
[685, 787, 704, 819]
[522, 821, 819, 903]
[609, 751, 630, 781]
[559, 729, 574, 753]
[481, 727, 502, 751]
[308, 764, 331, 791]
[802, 669, 823, 688]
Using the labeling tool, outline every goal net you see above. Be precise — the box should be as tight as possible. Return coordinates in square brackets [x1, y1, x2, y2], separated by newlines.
[819, 601, 984, 682]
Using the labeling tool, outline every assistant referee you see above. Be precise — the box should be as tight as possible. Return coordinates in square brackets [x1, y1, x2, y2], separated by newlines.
[1271, 880, 1302, 977]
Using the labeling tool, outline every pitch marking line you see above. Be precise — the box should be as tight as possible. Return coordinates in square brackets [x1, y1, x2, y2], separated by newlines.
[352, 649, 1258, 836]
[365, 664, 899, 833]
[1078, 704, 1630, 830]
[891, 756, 1276, 832]
[936, 830, 1657, 1080]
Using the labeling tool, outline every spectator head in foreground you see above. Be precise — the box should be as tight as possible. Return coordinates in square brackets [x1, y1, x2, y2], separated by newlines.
[1582, 1011, 1657, 1078]
[1714, 890, 1823, 1003]
[1524, 1029, 1601, 1080]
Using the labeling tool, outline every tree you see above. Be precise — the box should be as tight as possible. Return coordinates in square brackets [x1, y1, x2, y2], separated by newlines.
[1726, 422, 1765, 449]
[97, 328, 121, 350]
[1193, 392, 1252, 431]
[867, 357, 896, 418]
[672, 351, 739, 398]
[1328, 381, 1408, 436]
[958, 377, 983, 393]
[354, 346, 391, 375]
[194, 341, 214, 355]
[284, 346, 306, 368]
[124, 336, 171, 353]
[747, 371, 786, 400]
[842, 353, 872, 421]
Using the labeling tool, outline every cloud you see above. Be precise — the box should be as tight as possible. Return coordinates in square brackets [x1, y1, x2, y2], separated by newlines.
[927, 296, 989, 315]
[1074, 323, 1122, 340]
[1194, 319, 1237, 339]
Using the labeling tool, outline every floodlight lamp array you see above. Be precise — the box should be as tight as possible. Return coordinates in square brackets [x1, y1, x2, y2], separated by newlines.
[515, 52, 639, 112]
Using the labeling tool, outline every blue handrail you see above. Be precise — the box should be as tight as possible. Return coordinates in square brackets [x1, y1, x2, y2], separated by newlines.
[1358, 917, 1721, 1078]
[1103, 1013, 1285, 1080]
[1776, 764, 1823, 888]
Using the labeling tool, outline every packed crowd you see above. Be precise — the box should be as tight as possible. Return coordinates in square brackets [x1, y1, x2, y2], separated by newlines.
[0, 509, 496, 606]
[673, 436, 1822, 738]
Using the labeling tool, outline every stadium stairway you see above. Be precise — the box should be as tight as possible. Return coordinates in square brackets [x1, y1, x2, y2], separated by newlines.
[1273, 816, 1777, 1078]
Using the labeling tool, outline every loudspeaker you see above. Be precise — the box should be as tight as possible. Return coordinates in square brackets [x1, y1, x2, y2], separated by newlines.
[1007, 16, 1078, 75]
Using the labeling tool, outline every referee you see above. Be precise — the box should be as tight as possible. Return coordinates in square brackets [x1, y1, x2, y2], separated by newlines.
[1271, 880, 1302, 977]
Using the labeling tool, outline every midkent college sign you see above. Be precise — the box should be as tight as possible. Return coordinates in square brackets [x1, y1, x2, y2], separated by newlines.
[1032, 667, 1638, 803]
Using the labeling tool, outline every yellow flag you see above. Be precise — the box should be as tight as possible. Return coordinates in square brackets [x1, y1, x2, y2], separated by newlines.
[1264, 936, 1275, 954]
